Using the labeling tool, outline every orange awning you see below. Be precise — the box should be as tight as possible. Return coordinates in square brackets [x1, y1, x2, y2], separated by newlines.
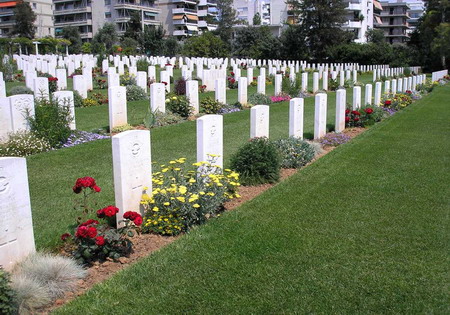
[375, 16, 382, 24]
[186, 14, 198, 21]
[374, 1, 383, 11]
[173, 15, 184, 20]
[0, 1, 17, 8]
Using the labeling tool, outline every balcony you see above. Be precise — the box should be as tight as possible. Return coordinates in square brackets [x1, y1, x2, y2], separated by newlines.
[0, 9, 14, 18]
[0, 20, 14, 27]
[114, 2, 159, 13]
[198, 0, 217, 6]
[347, 3, 361, 11]
[54, 6, 92, 15]
[173, 19, 197, 26]
[173, 7, 197, 14]
[54, 19, 92, 26]
[80, 32, 93, 39]
[172, 0, 197, 5]
[342, 20, 361, 28]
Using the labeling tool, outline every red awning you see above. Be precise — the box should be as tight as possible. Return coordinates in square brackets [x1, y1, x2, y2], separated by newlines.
[374, 1, 383, 11]
[0, 1, 17, 8]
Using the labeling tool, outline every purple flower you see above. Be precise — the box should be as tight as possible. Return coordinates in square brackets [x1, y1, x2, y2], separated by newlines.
[62, 131, 109, 148]
[319, 133, 351, 147]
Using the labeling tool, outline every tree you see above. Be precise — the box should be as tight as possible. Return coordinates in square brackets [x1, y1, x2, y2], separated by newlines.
[121, 37, 138, 55]
[182, 32, 229, 57]
[286, 0, 352, 60]
[92, 23, 118, 53]
[10, 0, 36, 39]
[141, 25, 166, 56]
[61, 26, 82, 54]
[233, 26, 280, 59]
[215, 0, 239, 47]
[253, 13, 261, 25]
[409, 0, 450, 71]
[123, 11, 142, 42]
[432, 23, 450, 68]
[366, 28, 385, 44]
[163, 37, 180, 57]
[279, 25, 309, 60]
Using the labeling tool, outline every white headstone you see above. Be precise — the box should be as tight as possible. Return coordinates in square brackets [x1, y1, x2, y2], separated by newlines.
[352, 86, 361, 109]
[364, 84, 372, 106]
[257, 75, 265, 95]
[301, 72, 308, 92]
[275, 74, 282, 95]
[374, 82, 382, 106]
[186, 80, 199, 115]
[112, 130, 152, 226]
[238, 77, 248, 105]
[0, 157, 35, 270]
[313, 72, 319, 93]
[73, 75, 87, 98]
[108, 86, 127, 129]
[136, 71, 147, 92]
[9, 94, 34, 132]
[56, 68, 67, 90]
[0, 97, 12, 141]
[335, 89, 346, 133]
[289, 98, 304, 139]
[160, 71, 170, 92]
[108, 72, 120, 88]
[250, 105, 269, 138]
[150, 83, 165, 113]
[197, 115, 223, 169]
[53, 91, 75, 130]
[314, 93, 327, 139]
[33, 77, 49, 100]
[215, 78, 226, 104]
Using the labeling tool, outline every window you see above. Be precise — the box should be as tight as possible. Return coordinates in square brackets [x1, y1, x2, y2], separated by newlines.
[33, 3, 37, 9]
[389, 8, 394, 14]
[105, 12, 111, 18]
[105, 0, 111, 5]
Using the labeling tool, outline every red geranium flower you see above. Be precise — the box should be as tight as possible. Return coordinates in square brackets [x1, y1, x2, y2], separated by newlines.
[73, 176, 101, 194]
[385, 100, 392, 105]
[354, 117, 360, 121]
[61, 233, 71, 241]
[351, 110, 361, 116]
[345, 117, 350, 122]
[134, 216, 143, 226]
[97, 205, 119, 218]
[230, 72, 235, 76]
[95, 236, 105, 246]
[162, 81, 168, 86]
[230, 79, 236, 84]
[87, 227, 97, 238]
[75, 226, 88, 238]
[364, 108, 374, 114]
[80, 219, 99, 226]
[345, 109, 351, 114]
[123, 211, 140, 221]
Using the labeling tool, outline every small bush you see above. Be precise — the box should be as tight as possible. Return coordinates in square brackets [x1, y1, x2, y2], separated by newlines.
[248, 93, 272, 106]
[10, 274, 51, 313]
[141, 157, 240, 235]
[230, 137, 281, 185]
[143, 109, 185, 128]
[166, 95, 192, 118]
[82, 98, 100, 107]
[28, 98, 72, 148]
[273, 137, 316, 168]
[0, 268, 18, 315]
[120, 72, 136, 86]
[380, 92, 413, 111]
[200, 97, 225, 114]
[111, 124, 133, 133]
[126, 85, 148, 101]
[345, 104, 386, 128]
[8, 85, 33, 96]
[174, 77, 186, 95]
[282, 75, 301, 97]
[136, 58, 150, 72]
[0, 131, 52, 157]
[73, 90, 83, 107]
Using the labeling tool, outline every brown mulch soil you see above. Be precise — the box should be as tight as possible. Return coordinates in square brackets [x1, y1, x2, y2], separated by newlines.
[43, 127, 366, 314]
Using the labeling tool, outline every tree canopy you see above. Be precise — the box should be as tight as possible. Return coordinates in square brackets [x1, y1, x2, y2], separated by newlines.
[10, 0, 36, 39]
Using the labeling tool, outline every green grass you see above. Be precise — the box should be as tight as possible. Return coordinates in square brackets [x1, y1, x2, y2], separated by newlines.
[24, 73, 373, 250]
[54, 84, 450, 314]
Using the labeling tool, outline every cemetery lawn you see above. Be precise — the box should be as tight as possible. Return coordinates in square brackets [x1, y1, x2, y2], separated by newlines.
[55, 84, 449, 314]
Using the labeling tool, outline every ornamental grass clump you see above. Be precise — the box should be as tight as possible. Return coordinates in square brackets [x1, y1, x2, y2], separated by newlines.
[230, 137, 281, 185]
[141, 157, 240, 236]
[61, 177, 142, 264]
[273, 137, 317, 168]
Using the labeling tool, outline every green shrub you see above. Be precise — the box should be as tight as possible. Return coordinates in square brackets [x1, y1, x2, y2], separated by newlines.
[328, 79, 339, 91]
[136, 58, 149, 72]
[0, 131, 52, 157]
[166, 95, 192, 118]
[120, 72, 136, 86]
[0, 268, 18, 315]
[111, 124, 133, 133]
[143, 109, 185, 128]
[273, 137, 316, 168]
[27, 98, 72, 148]
[200, 97, 224, 114]
[248, 93, 272, 106]
[126, 85, 148, 101]
[82, 98, 100, 107]
[73, 90, 83, 107]
[230, 137, 280, 185]
[7, 85, 33, 96]
[282, 75, 301, 97]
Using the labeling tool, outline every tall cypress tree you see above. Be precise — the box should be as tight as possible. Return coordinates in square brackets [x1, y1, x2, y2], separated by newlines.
[215, 0, 239, 48]
[286, 0, 352, 60]
[10, 0, 36, 39]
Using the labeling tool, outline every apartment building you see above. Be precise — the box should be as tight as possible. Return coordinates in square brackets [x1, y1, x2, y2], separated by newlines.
[0, 0, 54, 38]
[53, 0, 160, 41]
[158, 0, 218, 39]
[405, 0, 425, 34]
[377, 0, 410, 44]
